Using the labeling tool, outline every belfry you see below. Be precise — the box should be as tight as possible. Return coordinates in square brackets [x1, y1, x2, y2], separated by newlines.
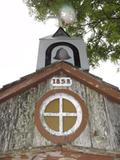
[36, 27, 89, 70]
[0, 27, 120, 160]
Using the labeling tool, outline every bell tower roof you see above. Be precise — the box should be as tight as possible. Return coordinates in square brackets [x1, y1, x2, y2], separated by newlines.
[52, 27, 70, 37]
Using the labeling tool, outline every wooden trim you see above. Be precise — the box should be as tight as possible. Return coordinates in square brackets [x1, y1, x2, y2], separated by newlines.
[61, 63, 120, 103]
[0, 146, 115, 160]
[0, 62, 120, 104]
[34, 89, 88, 144]
[0, 65, 61, 103]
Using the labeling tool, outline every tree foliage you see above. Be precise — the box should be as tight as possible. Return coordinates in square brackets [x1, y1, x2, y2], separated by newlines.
[24, 0, 120, 66]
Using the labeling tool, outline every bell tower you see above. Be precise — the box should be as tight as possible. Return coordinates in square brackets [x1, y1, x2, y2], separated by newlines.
[36, 27, 89, 70]
[0, 25, 120, 160]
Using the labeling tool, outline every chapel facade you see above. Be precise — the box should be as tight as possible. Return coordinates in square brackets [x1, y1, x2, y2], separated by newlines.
[0, 28, 120, 160]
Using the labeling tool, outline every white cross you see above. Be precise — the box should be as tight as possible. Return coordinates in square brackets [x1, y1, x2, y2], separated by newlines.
[40, 93, 82, 136]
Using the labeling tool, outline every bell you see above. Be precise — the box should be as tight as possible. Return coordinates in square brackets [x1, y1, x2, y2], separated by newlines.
[54, 48, 71, 60]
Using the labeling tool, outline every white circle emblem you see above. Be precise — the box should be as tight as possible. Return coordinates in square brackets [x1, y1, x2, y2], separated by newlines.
[40, 93, 82, 136]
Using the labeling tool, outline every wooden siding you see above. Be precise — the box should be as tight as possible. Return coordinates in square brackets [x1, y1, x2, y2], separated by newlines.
[0, 73, 120, 154]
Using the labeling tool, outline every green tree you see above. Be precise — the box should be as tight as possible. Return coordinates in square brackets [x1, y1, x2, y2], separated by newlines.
[24, 0, 120, 66]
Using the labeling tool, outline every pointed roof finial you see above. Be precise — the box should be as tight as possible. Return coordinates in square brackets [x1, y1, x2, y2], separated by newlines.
[52, 27, 70, 37]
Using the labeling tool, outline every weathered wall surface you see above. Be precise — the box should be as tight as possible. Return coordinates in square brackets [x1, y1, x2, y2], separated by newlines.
[0, 73, 120, 153]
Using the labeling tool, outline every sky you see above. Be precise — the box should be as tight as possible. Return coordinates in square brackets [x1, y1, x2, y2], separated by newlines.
[0, 1, 120, 89]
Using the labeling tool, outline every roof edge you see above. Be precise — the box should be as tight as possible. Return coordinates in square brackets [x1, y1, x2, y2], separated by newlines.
[0, 62, 120, 104]
[52, 27, 70, 37]
[0, 145, 119, 159]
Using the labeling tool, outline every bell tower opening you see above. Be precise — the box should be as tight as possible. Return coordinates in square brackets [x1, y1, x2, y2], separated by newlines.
[36, 27, 89, 70]
[45, 42, 81, 68]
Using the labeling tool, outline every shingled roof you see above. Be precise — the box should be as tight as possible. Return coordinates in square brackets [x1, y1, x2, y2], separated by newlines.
[0, 62, 120, 104]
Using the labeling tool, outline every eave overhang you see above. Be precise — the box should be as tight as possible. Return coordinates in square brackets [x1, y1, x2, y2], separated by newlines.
[0, 62, 120, 104]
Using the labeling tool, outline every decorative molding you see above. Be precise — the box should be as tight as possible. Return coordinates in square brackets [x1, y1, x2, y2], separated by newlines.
[34, 89, 88, 144]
